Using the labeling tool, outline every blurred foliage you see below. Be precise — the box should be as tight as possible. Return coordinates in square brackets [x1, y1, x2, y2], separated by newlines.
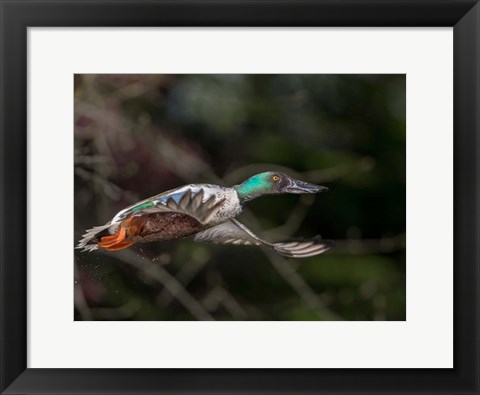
[74, 74, 405, 321]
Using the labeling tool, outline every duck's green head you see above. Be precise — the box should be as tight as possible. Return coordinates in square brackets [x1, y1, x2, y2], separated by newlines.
[235, 171, 328, 203]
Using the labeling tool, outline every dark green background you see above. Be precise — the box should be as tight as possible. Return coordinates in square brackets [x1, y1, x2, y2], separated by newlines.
[74, 74, 406, 321]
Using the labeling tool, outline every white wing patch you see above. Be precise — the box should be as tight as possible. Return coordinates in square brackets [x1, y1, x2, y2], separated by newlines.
[194, 219, 331, 258]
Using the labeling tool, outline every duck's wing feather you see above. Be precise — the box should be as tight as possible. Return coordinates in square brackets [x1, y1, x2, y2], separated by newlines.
[194, 219, 331, 258]
[272, 239, 332, 258]
[194, 219, 264, 246]
[114, 188, 225, 225]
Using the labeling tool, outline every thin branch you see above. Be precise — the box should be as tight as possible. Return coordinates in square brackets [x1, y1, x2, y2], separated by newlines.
[104, 249, 214, 321]
[302, 157, 375, 183]
[263, 194, 316, 239]
[89, 299, 141, 320]
[264, 251, 342, 321]
[157, 259, 207, 307]
[75, 167, 138, 203]
[217, 288, 249, 320]
[333, 233, 406, 254]
[202, 286, 248, 320]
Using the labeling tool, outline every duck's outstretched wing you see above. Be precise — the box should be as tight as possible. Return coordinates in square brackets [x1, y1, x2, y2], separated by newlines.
[194, 219, 264, 246]
[113, 188, 226, 226]
[194, 219, 331, 258]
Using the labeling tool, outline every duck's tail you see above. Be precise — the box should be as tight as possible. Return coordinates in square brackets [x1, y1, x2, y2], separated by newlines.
[76, 218, 136, 252]
[76, 223, 113, 252]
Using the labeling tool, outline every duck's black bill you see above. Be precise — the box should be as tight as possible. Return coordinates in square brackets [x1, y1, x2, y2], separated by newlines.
[285, 178, 328, 194]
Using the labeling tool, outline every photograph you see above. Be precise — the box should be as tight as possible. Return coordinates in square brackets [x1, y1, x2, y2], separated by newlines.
[74, 74, 406, 321]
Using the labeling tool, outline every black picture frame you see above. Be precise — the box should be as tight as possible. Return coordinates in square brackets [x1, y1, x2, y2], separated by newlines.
[1, 1, 479, 394]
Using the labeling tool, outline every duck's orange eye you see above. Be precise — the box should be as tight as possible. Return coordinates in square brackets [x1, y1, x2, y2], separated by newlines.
[272, 175, 279, 181]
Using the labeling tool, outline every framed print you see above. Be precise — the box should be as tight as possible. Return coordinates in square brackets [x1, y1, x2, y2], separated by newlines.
[1, 1, 479, 394]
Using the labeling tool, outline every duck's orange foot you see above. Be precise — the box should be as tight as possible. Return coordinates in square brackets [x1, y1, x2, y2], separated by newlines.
[98, 218, 135, 251]
[101, 240, 135, 251]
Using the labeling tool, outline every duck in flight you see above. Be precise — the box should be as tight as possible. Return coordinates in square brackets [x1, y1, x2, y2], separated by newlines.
[77, 172, 331, 258]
